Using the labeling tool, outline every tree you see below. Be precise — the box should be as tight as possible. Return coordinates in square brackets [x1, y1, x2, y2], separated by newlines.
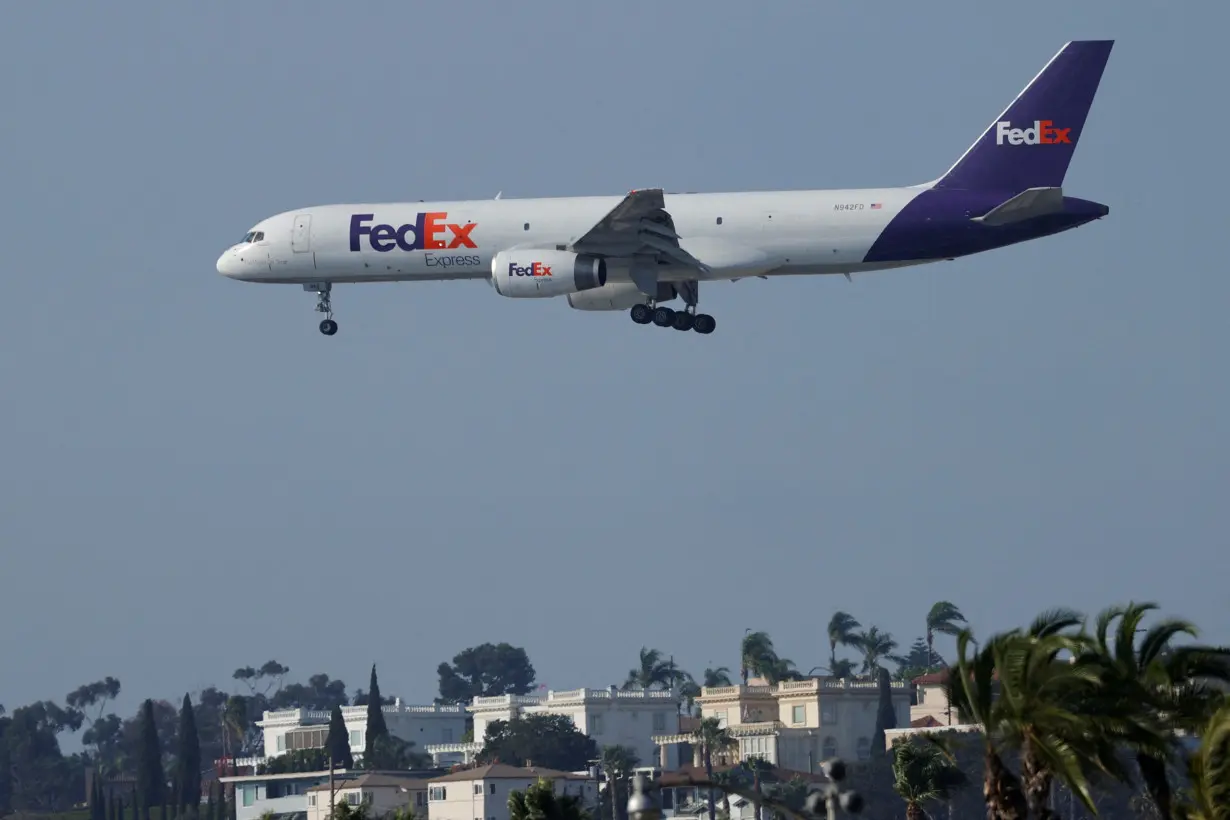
[1175, 695, 1230, 820]
[325, 704, 354, 769]
[1079, 601, 1230, 820]
[701, 667, 733, 688]
[926, 602, 968, 667]
[598, 745, 639, 820]
[136, 699, 167, 808]
[854, 626, 905, 677]
[231, 662, 290, 697]
[691, 717, 736, 820]
[740, 632, 779, 685]
[436, 643, 537, 704]
[475, 714, 598, 772]
[363, 665, 389, 766]
[508, 777, 590, 820]
[869, 666, 897, 760]
[624, 648, 675, 690]
[176, 693, 201, 813]
[891, 736, 968, 820]
[827, 612, 861, 674]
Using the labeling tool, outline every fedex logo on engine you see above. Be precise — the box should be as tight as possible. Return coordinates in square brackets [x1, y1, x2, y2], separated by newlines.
[349, 213, 477, 252]
[508, 261, 552, 277]
[994, 120, 1071, 146]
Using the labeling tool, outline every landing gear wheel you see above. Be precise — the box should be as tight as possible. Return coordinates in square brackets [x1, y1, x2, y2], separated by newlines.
[693, 313, 716, 334]
[652, 306, 676, 327]
[630, 303, 652, 324]
[672, 311, 694, 331]
[319, 319, 338, 336]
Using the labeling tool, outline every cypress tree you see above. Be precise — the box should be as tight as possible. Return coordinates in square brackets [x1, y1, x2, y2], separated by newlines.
[325, 704, 354, 769]
[176, 693, 202, 813]
[136, 699, 166, 808]
[204, 780, 215, 820]
[130, 784, 140, 820]
[105, 783, 114, 820]
[363, 664, 388, 767]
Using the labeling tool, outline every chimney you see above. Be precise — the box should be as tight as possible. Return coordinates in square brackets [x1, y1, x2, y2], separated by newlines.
[525, 759, 533, 770]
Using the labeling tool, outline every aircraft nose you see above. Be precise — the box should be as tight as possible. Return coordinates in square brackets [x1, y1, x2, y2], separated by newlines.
[217, 249, 237, 277]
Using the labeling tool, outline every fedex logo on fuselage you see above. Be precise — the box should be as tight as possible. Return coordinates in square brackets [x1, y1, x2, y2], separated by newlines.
[349, 213, 477, 252]
[994, 120, 1071, 146]
[508, 261, 552, 277]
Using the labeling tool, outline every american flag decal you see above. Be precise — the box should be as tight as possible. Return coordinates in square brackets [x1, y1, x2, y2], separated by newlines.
[870, 202, 882, 209]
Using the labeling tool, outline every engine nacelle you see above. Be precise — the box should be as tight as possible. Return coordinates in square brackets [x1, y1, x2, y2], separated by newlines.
[566, 282, 676, 311]
[491, 249, 607, 298]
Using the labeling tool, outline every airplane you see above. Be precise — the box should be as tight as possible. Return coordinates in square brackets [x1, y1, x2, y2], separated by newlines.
[217, 40, 1114, 337]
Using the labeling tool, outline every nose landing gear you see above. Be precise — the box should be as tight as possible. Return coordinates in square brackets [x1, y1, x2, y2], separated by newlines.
[305, 283, 338, 335]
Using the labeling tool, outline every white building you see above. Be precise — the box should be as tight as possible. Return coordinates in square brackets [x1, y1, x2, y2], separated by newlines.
[259, 699, 467, 761]
[651, 678, 912, 770]
[219, 768, 352, 820]
[426, 764, 595, 820]
[305, 772, 431, 820]
[424, 686, 683, 770]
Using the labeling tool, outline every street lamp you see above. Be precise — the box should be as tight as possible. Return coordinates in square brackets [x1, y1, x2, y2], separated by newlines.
[626, 758, 864, 820]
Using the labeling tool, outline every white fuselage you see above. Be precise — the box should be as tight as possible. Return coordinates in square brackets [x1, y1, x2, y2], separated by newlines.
[216, 187, 932, 288]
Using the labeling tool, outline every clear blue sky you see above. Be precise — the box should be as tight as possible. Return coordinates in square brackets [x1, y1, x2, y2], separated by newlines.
[1, 3, 1224, 737]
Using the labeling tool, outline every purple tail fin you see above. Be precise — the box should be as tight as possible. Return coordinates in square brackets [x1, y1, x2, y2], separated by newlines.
[933, 40, 1114, 193]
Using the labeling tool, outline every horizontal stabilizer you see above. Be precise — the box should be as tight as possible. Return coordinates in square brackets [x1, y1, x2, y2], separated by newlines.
[971, 186, 1064, 226]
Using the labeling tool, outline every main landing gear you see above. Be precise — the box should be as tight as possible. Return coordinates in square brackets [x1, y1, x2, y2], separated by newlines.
[628, 280, 715, 334]
[306, 283, 337, 335]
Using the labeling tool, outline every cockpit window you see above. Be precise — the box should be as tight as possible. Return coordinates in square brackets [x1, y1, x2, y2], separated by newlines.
[254, 231, 264, 241]
[241, 231, 255, 243]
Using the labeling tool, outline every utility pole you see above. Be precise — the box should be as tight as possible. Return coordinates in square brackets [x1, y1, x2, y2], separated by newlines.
[328, 755, 335, 820]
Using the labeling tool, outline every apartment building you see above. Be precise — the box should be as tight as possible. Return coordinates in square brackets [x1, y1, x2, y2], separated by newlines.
[258, 699, 467, 761]
[426, 764, 595, 820]
[651, 678, 911, 770]
[425, 686, 683, 770]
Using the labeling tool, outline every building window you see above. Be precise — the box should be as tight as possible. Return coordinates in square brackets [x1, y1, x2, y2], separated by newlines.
[430, 787, 447, 801]
[592, 715, 603, 734]
[443, 727, 454, 742]
[791, 705, 805, 724]
[416, 793, 426, 807]
[346, 792, 361, 806]
[822, 737, 837, 759]
[821, 703, 837, 724]
[489, 784, 496, 795]
[653, 712, 666, 731]
[856, 738, 870, 761]
[714, 711, 727, 727]
[276, 735, 286, 752]
[474, 784, 483, 795]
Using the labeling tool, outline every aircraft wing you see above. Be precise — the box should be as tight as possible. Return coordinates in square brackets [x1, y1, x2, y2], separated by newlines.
[571, 188, 711, 274]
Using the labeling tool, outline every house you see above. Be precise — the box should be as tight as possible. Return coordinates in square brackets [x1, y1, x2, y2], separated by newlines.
[305, 772, 432, 820]
[219, 768, 353, 820]
[655, 763, 833, 820]
[424, 686, 683, 770]
[651, 677, 912, 769]
[426, 763, 596, 820]
[258, 699, 467, 761]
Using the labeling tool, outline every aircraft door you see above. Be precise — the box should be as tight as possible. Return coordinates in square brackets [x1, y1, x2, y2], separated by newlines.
[291, 214, 312, 253]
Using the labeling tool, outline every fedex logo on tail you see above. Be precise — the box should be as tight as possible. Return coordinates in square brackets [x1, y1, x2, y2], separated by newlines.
[350, 213, 477, 252]
[508, 261, 552, 277]
[995, 120, 1072, 146]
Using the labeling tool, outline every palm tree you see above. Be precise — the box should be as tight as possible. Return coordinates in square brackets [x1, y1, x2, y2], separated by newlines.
[624, 647, 674, 690]
[740, 632, 779, 685]
[737, 756, 776, 820]
[509, 777, 591, 820]
[926, 601, 968, 667]
[692, 717, 737, 820]
[1175, 696, 1230, 820]
[948, 612, 1166, 820]
[703, 667, 734, 688]
[891, 737, 968, 820]
[1079, 601, 1230, 820]
[599, 745, 640, 820]
[827, 612, 861, 673]
[854, 626, 905, 677]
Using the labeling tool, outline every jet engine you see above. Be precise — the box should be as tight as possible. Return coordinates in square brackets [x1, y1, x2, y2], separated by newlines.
[566, 282, 676, 311]
[491, 249, 607, 298]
